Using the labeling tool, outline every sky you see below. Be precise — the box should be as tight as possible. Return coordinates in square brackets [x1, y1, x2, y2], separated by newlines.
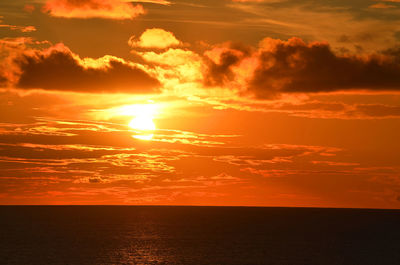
[0, 0, 399, 208]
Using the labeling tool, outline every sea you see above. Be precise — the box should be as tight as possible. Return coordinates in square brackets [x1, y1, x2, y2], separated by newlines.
[0, 206, 399, 265]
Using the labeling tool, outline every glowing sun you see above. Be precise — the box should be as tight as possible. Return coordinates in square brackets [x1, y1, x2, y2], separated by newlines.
[129, 116, 156, 131]
[127, 104, 157, 140]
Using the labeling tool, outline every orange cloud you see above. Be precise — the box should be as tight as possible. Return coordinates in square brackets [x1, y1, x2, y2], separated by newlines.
[43, 0, 145, 20]
[24, 4, 36, 13]
[369, 3, 396, 8]
[0, 24, 36, 32]
[128, 28, 182, 49]
[231, 0, 279, 2]
[1, 43, 160, 93]
[0, 17, 36, 32]
[134, 48, 204, 83]
[134, 0, 171, 5]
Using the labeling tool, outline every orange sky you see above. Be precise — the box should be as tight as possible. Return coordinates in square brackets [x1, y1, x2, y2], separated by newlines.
[0, 0, 400, 208]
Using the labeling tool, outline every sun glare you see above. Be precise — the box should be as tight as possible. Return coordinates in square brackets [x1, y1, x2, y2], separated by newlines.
[129, 116, 156, 131]
[126, 104, 157, 140]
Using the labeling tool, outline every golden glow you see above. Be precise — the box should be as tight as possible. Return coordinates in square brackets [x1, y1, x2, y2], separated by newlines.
[127, 104, 157, 140]
[129, 116, 156, 131]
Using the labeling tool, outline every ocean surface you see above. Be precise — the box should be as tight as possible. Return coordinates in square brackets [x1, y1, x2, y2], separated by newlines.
[0, 206, 399, 265]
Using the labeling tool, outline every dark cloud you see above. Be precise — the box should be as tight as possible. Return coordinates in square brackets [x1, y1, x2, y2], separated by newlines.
[89, 178, 102, 183]
[204, 42, 252, 87]
[12, 44, 160, 93]
[278, 102, 346, 112]
[204, 38, 400, 98]
[0, 75, 7, 87]
[352, 104, 400, 118]
[250, 38, 400, 98]
[204, 51, 241, 86]
[273, 101, 400, 119]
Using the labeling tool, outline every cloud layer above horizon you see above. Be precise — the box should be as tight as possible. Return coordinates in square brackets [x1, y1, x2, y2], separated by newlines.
[0, 0, 399, 208]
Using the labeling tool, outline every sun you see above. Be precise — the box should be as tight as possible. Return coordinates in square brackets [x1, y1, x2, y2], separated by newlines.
[126, 104, 157, 140]
[129, 116, 156, 131]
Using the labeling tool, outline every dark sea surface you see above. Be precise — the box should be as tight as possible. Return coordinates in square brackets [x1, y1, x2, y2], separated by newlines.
[0, 206, 400, 265]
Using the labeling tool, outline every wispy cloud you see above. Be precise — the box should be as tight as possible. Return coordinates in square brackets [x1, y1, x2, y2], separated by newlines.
[43, 0, 145, 20]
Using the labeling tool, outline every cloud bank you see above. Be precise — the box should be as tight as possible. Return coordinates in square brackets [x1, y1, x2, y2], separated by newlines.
[1, 43, 160, 93]
[204, 38, 400, 98]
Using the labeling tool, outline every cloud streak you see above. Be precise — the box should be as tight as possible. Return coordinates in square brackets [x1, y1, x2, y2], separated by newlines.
[0, 24, 36, 32]
[43, 0, 145, 20]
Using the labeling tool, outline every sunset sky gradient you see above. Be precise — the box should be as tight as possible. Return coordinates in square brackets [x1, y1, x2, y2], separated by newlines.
[0, 0, 399, 208]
